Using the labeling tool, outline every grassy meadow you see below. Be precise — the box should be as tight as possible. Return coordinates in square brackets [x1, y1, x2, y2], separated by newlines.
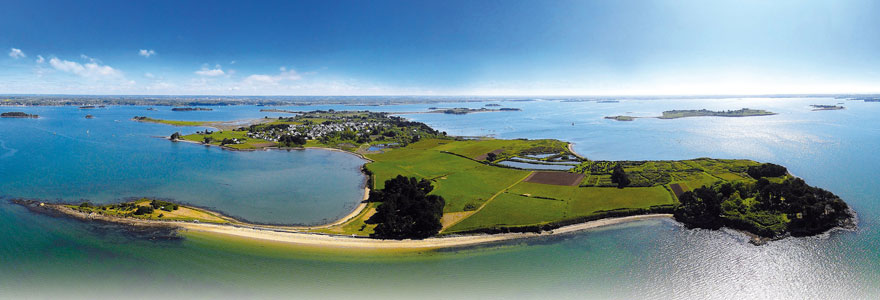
[351, 138, 771, 236]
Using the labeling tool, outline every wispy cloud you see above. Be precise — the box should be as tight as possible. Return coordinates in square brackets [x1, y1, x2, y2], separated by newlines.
[49, 56, 122, 78]
[243, 67, 302, 85]
[8, 48, 25, 59]
[144, 72, 155, 78]
[35, 55, 45, 63]
[138, 49, 156, 58]
[195, 65, 225, 76]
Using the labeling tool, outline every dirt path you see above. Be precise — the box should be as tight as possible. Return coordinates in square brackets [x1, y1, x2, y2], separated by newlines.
[439, 171, 533, 232]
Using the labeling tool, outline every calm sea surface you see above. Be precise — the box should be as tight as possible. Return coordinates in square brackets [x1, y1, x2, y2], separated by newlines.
[1, 98, 878, 299]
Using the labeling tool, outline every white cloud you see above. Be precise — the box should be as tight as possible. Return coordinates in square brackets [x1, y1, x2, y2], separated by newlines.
[138, 49, 156, 58]
[144, 72, 155, 78]
[195, 65, 225, 76]
[49, 56, 122, 78]
[35, 55, 44, 63]
[8, 48, 25, 59]
[243, 67, 302, 85]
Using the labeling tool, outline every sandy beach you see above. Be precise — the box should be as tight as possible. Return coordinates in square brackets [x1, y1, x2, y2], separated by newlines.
[33, 200, 670, 250]
[177, 214, 672, 250]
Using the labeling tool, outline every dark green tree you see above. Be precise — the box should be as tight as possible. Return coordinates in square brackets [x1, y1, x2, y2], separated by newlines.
[366, 175, 445, 239]
[170, 132, 181, 140]
[610, 164, 631, 188]
[278, 134, 307, 147]
[486, 152, 498, 162]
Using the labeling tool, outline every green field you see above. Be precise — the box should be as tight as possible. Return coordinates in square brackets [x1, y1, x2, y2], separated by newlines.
[355, 138, 762, 236]
[134, 117, 211, 127]
[365, 139, 530, 213]
[434, 138, 571, 161]
[181, 130, 274, 150]
[447, 183, 673, 232]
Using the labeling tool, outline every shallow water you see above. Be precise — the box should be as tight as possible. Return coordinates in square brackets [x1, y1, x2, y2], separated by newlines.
[0, 106, 366, 225]
[497, 160, 575, 170]
[1, 98, 879, 299]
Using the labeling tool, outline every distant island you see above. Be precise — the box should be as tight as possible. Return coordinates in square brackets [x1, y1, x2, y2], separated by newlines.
[260, 108, 301, 114]
[172, 107, 213, 111]
[811, 105, 845, 111]
[18, 109, 855, 248]
[1, 112, 39, 118]
[430, 107, 520, 114]
[485, 103, 501, 107]
[604, 115, 635, 121]
[606, 108, 776, 121]
[659, 108, 776, 119]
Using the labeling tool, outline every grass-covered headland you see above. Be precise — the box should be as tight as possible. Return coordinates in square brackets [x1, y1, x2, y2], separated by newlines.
[93, 110, 855, 242]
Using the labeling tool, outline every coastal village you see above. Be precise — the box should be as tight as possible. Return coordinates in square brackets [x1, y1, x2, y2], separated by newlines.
[245, 119, 388, 142]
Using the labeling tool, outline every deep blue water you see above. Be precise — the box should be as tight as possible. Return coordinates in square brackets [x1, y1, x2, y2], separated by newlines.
[1, 98, 879, 299]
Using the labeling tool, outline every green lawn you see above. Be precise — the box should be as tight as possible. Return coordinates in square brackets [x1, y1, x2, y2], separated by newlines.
[446, 183, 673, 232]
[434, 138, 571, 160]
[182, 130, 274, 149]
[357, 138, 770, 234]
[365, 139, 529, 212]
[136, 117, 210, 126]
[448, 193, 568, 231]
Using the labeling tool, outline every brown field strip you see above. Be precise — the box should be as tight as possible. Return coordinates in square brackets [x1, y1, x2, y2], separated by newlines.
[669, 183, 689, 198]
[523, 171, 585, 186]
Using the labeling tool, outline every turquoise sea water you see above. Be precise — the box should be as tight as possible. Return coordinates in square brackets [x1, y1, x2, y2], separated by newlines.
[1, 98, 879, 299]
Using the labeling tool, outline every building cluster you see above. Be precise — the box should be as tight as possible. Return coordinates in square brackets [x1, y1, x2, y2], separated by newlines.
[246, 121, 387, 142]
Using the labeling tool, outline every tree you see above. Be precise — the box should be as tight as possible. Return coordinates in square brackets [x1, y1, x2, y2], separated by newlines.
[366, 175, 445, 239]
[673, 187, 723, 229]
[486, 152, 498, 162]
[278, 134, 306, 147]
[170, 132, 181, 141]
[747, 163, 788, 179]
[610, 164, 631, 188]
[203, 136, 214, 144]
[133, 206, 154, 215]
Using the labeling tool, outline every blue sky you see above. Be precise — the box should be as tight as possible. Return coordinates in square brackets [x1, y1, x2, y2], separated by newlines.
[1, 0, 879, 96]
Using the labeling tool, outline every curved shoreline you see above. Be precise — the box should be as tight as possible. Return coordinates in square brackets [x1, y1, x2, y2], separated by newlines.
[178, 213, 674, 250]
[19, 199, 670, 250]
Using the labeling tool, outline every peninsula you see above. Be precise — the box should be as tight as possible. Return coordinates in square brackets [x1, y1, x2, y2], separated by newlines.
[23, 110, 854, 248]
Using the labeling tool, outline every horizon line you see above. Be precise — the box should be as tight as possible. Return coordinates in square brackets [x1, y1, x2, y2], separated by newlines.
[1, 92, 878, 98]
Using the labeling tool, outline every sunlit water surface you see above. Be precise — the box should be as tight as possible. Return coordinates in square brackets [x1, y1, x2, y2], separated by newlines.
[1, 98, 878, 299]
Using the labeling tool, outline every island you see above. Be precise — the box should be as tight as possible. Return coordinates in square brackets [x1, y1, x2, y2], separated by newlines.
[1, 112, 39, 118]
[485, 103, 501, 107]
[434, 107, 497, 114]
[171, 107, 213, 111]
[18, 110, 855, 248]
[259, 108, 301, 113]
[659, 108, 776, 119]
[604, 115, 635, 121]
[85, 114, 94, 119]
[811, 105, 845, 111]
[605, 108, 776, 121]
